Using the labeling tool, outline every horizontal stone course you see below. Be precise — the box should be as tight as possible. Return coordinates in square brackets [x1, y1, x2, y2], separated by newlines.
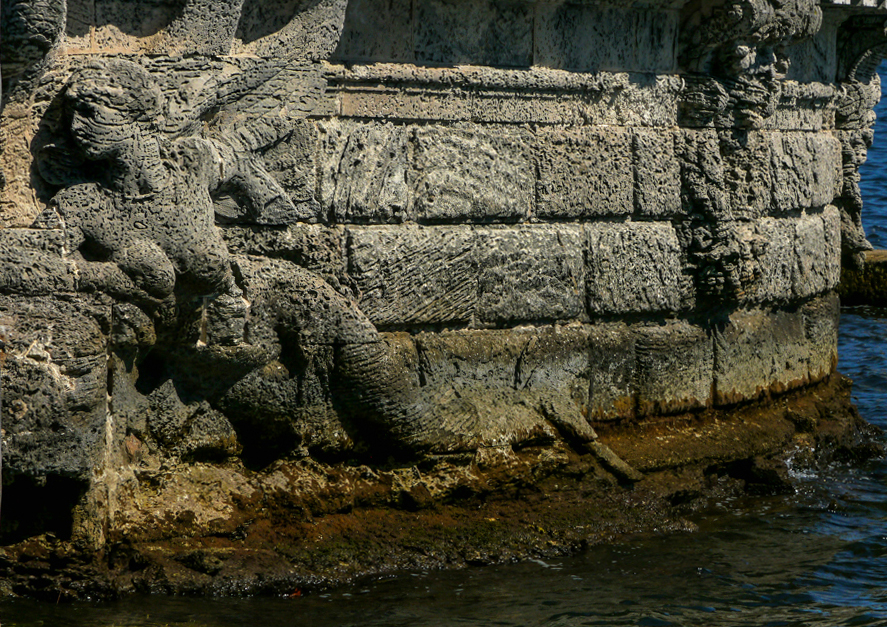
[347, 222, 694, 325]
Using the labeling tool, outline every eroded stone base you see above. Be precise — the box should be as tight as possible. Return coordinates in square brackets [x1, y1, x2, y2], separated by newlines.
[0, 374, 877, 601]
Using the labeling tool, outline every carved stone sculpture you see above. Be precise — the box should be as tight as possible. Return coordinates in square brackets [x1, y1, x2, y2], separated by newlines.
[0, 0, 882, 599]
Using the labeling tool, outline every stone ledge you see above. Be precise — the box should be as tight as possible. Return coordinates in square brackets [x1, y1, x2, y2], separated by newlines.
[838, 249, 887, 306]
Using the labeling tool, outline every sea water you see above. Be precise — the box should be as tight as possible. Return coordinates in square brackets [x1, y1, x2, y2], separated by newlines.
[6, 68, 887, 627]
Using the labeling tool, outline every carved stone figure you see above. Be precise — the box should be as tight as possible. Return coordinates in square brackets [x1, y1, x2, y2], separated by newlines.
[48, 59, 439, 455]
[0, 0, 883, 599]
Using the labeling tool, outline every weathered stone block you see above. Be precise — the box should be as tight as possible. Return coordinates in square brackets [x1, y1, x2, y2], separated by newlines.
[476, 225, 585, 323]
[737, 217, 796, 305]
[320, 120, 411, 223]
[412, 125, 534, 222]
[347, 225, 478, 325]
[232, 0, 348, 61]
[338, 84, 475, 121]
[417, 328, 529, 389]
[719, 130, 772, 220]
[335, 0, 413, 62]
[634, 128, 682, 217]
[534, 5, 677, 73]
[0, 229, 75, 295]
[714, 309, 809, 405]
[536, 127, 633, 219]
[415, 0, 534, 67]
[635, 321, 713, 416]
[222, 224, 346, 278]
[801, 292, 839, 382]
[678, 129, 772, 220]
[678, 128, 728, 217]
[821, 204, 842, 290]
[587, 323, 636, 421]
[770, 131, 842, 211]
[586, 222, 693, 315]
[515, 324, 591, 396]
[258, 120, 320, 222]
[794, 209, 840, 299]
[415, 325, 596, 446]
[0, 294, 109, 479]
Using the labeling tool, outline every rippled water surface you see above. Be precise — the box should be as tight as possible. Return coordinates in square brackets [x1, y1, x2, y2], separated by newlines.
[7, 65, 887, 627]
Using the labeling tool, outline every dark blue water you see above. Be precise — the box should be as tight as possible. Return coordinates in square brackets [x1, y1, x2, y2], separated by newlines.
[7, 71, 887, 626]
[861, 62, 887, 250]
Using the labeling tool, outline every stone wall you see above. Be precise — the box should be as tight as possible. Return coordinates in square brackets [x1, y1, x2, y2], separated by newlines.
[0, 0, 884, 591]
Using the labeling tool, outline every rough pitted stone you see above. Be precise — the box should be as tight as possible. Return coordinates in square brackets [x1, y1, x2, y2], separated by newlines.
[801, 292, 840, 382]
[737, 217, 797, 305]
[412, 125, 534, 222]
[634, 128, 682, 217]
[0, 0, 873, 595]
[587, 323, 636, 421]
[415, 326, 597, 447]
[0, 295, 109, 480]
[634, 321, 713, 417]
[770, 131, 843, 211]
[714, 309, 810, 405]
[320, 120, 411, 224]
[0, 229, 75, 295]
[347, 225, 478, 325]
[586, 222, 694, 315]
[335, 0, 414, 62]
[415, 0, 534, 67]
[476, 225, 585, 323]
[794, 208, 842, 298]
[536, 127, 633, 219]
[535, 4, 678, 73]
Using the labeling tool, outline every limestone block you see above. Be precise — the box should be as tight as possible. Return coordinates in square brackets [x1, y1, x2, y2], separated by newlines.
[347, 225, 478, 325]
[0, 294, 109, 480]
[415, 326, 596, 446]
[334, 68, 681, 127]
[678, 129, 771, 220]
[634, 128, 682, 217]
[338, 84, 474, 122]
[415, 0, 534, 67]
[678, 129, 729, 217]
[737, 217, 796, 305]
[770, 82, 837, 131]
[586, 222, 693, 315]
[821, 204, 842, 290]
[515, 324, 591, 400]
[320, 120, 411, 223]
[335, 0, 414, 62]
[0, 229, 75, 295]
[587, 323, 636, 421]
[222, 224, 346, 278]
[801, 292, 839, 382]
[258, 120, 320, 222]
[793, 209, 840, 299]
[412, 125, 534, 222]
[770, 132, 842, 211]
[416, 329, 529, 389]
[714, 309, 810, 405]
[476, 225, 585, 323]
[634, 321, 713, 416]
[534, 4, 678, 73]
[536, 127, 633, 219]
[719, 130, 772, 220]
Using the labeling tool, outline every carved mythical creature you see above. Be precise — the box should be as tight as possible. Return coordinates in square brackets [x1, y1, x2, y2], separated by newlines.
[47, 59, 440, 455]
